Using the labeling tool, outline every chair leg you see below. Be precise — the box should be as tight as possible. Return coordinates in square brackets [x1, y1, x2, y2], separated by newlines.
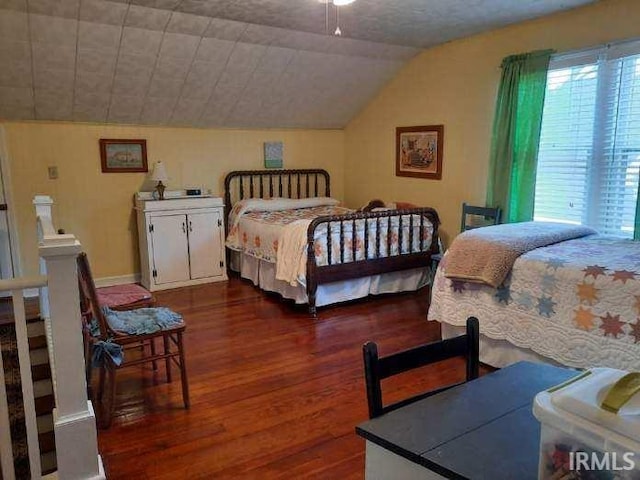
[150, 338, 158, 371]
[177, 332, 190, 409]
[97, 364, 106, 401]
[102, 365, 117, 429]
[163, 335, 172, 383]
[86, 364, 94, 402]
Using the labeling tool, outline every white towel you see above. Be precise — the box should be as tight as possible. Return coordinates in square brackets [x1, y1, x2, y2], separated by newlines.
[276, 219, 312, 287]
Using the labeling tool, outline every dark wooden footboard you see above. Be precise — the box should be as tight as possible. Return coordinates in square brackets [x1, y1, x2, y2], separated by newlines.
[224, 169, 440, 316]
[305, 208, 440, 315]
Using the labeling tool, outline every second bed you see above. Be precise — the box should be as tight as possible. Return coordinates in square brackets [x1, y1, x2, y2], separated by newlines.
[224, 169, 440, 314]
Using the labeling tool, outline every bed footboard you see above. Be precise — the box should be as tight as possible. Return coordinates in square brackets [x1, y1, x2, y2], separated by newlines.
[305, 207, 440, 315]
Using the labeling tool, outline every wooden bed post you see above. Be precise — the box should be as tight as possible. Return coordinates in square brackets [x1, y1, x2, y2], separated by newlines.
[306, 224, 319, 317]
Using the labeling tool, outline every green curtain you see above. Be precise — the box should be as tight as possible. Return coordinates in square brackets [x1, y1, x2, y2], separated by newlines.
[485, 49, 554, 223]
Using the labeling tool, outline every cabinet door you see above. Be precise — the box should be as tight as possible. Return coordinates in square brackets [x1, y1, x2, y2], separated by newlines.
[150, 214, 191, 285]
[188, 211, 223, 279]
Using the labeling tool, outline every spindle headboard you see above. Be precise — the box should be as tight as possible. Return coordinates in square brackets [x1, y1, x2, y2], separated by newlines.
[224, 169, 331, 221]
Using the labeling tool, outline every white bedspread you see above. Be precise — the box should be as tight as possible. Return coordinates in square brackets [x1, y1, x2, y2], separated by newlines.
[428, 234, 640, 370]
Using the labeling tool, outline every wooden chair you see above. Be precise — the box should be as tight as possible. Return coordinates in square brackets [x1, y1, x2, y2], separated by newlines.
[460, 203, 502, 232]
[362, 317, 479, 419]
[96, 283, 155, 311]
[77, 252, 189, 428]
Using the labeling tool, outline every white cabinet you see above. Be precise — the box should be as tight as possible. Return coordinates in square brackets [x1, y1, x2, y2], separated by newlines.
[135, 197, 227, 291]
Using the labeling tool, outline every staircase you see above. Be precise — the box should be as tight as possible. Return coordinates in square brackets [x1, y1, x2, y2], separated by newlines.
[0, 195, 105, 480]
[1, 302, 57, 476]
[29, 316, 56, 475]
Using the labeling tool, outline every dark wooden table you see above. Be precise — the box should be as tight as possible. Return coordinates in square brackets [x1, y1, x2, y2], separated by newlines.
[356, 361, 578, 480]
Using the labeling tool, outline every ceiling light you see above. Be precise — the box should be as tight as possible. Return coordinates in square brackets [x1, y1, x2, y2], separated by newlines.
[318, 0, 354, 37]
[317, 0, 356, 5]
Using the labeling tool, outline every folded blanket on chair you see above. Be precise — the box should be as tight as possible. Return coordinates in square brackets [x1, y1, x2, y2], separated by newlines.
[101, 306, 183, 335]
[444, 221, 597, 288]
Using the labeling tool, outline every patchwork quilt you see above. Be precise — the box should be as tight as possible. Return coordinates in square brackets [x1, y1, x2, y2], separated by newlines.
[428, 235, 640, 370]
[226, 198, 434, 271]
[226, 203, 352, 263]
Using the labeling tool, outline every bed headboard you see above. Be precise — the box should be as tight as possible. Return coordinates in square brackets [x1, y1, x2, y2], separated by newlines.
[224, 169, 330, 220]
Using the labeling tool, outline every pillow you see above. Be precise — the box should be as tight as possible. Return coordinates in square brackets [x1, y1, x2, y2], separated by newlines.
[239, 197, 339, 213]
[228, 197, 341, 233]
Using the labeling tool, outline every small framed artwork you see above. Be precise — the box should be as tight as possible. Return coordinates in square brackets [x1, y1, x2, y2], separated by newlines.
[264, 141, 283, 169]
[99, 139, 148, 173]
[396, 125, 444, 180]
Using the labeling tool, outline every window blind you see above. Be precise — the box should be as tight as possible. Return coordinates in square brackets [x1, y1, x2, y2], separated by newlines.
[534, 40, 640, 238]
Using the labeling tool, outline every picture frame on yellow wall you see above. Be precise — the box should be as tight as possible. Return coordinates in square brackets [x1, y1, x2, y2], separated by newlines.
[100, 139, 148, 173]
[264, 141, 284, 169]
[396, 125, 443, 180]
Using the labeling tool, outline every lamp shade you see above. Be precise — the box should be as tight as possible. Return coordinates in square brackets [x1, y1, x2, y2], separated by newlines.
[150, 161, 169, 182]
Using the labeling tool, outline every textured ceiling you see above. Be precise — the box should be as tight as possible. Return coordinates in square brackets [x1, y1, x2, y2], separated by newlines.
[0, 0, 599, 129]
[168, 0, 599, 48]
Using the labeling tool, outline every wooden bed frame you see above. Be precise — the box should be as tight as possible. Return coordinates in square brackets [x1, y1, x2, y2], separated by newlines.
[224, 169, 440, 315]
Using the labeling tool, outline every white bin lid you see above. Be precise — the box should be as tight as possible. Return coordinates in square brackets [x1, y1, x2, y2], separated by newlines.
[548, 368, 640, 443]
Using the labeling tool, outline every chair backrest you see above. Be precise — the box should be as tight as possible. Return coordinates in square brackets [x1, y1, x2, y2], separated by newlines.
[460, 203, 501, 232]
[77, 252, 110, 340]
[363, 316, 479, 419]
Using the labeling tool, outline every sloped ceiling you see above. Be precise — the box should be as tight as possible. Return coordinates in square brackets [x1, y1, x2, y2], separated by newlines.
[0, 0, 598, 128]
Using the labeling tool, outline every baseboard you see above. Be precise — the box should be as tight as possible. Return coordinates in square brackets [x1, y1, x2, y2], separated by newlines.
[94, 273, 141, 288]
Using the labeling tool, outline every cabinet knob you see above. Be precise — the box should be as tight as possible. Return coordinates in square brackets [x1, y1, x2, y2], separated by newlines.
[182, 222, 186, 233]
[189, 221, 193, 232]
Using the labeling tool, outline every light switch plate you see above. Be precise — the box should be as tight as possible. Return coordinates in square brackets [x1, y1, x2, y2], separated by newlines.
[48, 166, 58, 179]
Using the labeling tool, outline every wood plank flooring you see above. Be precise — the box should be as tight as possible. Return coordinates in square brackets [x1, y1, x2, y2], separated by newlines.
[97, 278, 476, 479]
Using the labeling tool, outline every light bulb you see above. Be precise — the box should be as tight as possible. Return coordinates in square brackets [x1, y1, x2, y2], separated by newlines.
[318, 0, 356, 5]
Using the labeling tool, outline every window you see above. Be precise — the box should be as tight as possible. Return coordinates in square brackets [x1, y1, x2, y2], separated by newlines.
[534, 41, 640, 237]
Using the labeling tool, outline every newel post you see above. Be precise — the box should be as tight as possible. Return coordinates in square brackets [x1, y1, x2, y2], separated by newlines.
[35, 196, 105, 479]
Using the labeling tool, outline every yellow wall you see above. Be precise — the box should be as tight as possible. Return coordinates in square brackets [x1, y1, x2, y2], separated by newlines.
[344, 0, 640, 246]
[3, 122, 344, 278]
[5, 0, 640, 278]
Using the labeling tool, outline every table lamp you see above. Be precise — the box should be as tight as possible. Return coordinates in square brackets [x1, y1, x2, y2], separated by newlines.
[151, 161, 169, 200]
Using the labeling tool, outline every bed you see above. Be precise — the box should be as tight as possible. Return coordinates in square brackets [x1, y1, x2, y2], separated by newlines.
[427, 221, 640, 370]
[224, 169, 440, 315]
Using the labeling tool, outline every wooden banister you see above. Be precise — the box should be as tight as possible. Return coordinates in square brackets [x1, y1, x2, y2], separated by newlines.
[21, 195, 105, 479]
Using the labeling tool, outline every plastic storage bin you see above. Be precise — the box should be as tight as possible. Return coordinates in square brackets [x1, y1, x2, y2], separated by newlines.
[533, 368, 640, 479]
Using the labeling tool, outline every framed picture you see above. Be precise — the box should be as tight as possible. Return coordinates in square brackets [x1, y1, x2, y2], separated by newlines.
[396, 125, 444, 180]
[99, 139, 148, 173]
[264, 141, 283, 169]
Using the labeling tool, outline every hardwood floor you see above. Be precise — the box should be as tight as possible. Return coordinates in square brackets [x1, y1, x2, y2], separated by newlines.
[97, 278, 475, 479]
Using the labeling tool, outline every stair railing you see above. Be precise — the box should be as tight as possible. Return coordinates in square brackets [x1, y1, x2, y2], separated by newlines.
[0, 196, 104, 480]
